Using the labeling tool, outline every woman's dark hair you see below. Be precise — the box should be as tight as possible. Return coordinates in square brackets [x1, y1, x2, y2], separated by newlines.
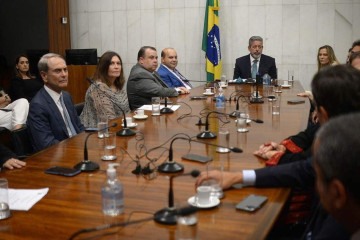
[14, 54, 34, 78]
[93, 51, 125, 90]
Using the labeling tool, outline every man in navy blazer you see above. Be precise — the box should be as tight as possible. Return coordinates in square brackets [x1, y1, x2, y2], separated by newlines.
[27, 53, 84, 152]
[233, 36, 277, 80]
[197, 65, 360, 239]
[157, 48, 191, 93]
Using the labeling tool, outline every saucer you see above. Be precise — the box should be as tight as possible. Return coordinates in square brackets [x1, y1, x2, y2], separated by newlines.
[220, 84, 228, 88]
[235, 119, 252, 124]
[203, 92, 215, 96]
[133, 114, 148, 120]
[121, 123, 138, 128]
[281, 84, 291, 88]
[187, 196, 220, 209]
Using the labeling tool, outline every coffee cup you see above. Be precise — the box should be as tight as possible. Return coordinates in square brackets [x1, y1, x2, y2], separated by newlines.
[205, 88, 212, 94]
[196, 185, 211, 205]
[122, 117, 133, 125]
[134, 109, 145, 117]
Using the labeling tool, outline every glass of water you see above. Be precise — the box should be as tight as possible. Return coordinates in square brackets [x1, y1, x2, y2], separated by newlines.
[101, 132, 117, 160]
[216, 127, 230, 153]
[97, 115, 108, 138]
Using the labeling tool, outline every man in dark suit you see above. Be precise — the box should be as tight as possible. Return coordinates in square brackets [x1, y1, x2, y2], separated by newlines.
[127, 46, 181, 110]
[27, 53, 84, 152]
[314, 113, 360, 239]
[233, 36, 277, 80]
[157, 48, 191, 92]
[197, 65, 360, 239]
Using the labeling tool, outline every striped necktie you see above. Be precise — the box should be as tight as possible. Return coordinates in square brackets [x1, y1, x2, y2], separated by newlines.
[251, 59, 258, 79]
[174, 69, 192, 88]
[60, 94, 77, 137]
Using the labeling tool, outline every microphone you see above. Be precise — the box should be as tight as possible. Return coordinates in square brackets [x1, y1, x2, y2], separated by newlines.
[74, 123, 117, 171]
[197, 110, 263, 139]
[0, 109, 12, 112]
[229, 95, 247, 118]
[250, 74, 264, 104]
[86, 78, 135, 137]
[160, 97, 174, 114]
[158, 136, 242, 173]
[154, 170, 200, 225]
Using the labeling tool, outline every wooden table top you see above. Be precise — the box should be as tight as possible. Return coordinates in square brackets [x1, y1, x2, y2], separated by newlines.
[1, 81, 309, 240]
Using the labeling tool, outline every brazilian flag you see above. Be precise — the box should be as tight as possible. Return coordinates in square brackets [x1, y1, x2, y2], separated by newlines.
[202, 0, 222, 82]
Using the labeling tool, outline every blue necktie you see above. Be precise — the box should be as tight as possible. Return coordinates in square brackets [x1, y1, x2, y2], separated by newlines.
[251, 59, 258, 79]
[60, 94, 76, 137]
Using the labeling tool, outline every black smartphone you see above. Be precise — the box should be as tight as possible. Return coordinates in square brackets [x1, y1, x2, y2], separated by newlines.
[190, 96, 207, 100]
[45, 166, 81, 177]
[181, 154, 212, 163]
[287, 99, 305, 104]
[236, 194, 268, 212]
[85, 127, 98, 132]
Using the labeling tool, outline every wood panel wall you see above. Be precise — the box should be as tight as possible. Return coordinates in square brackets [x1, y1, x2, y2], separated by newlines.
[47, 0, 70, 56]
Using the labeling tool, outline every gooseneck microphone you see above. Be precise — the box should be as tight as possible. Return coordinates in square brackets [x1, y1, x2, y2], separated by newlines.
[250, 74, 264, 104]
[154, 170, 200, 225]
[86, 78, 135, 137]
[74, 123, 117, 171]
[158, 136, 242, 173]
[160, 97, 174, 114]
[197, 110, 264, 139]
[229, 95, 248, 118]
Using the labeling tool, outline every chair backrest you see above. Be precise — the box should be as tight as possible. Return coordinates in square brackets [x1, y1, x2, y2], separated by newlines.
[11, 126, 34, 158]
[74, 102, 84, 116]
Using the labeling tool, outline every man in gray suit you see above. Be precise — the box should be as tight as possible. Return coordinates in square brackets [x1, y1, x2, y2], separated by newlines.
[127, 46, 180, 110]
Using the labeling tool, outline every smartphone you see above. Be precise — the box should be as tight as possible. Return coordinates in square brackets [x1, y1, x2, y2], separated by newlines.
[45, 166, 81, 177]
[181, 154, 213, 163]
[236, 194, 268, 212]
[287, 100, 305, 104]
[190, 96, 207, 100]
[85, 127, 98, 132]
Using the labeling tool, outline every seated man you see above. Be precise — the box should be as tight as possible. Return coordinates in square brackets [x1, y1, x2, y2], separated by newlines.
[157, 48, 191, 92]
[127, 46, 184, 110]
[0, 87, 29, 131]
[233, 36, 277, 80]
[0, 143, 26, 170]
[197, 65, 360, 239]
[27, 53, 84, 152]
[314, 113, 360, 239]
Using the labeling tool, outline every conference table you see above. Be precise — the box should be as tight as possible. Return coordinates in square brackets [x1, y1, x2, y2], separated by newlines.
[1, 81, 310, 240]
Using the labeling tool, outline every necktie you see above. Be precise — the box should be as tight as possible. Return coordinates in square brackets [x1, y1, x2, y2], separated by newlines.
[251, 59, 258, 79]
[60, 94, 77, 137]
[174, 69, 192, 88]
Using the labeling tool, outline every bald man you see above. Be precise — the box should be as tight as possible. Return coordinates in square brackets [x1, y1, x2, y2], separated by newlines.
[157, 48, 191, 93]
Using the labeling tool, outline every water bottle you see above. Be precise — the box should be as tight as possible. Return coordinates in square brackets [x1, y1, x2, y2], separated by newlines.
[215, 87, 225, 109]
[102, 163, 124, 216]
[262, 73, 271, 85]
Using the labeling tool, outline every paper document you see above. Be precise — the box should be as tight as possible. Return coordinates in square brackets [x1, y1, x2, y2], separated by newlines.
[139, 105, 181, 111]
[9, 188, 49, 211]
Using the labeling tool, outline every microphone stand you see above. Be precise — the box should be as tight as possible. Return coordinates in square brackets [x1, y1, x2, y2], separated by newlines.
[87, 78, 135, 137]
[229, 95, 247, 118]
[158, 136, 242, 173]
[250, 74, 264, 104]
[154, 170, 200, 225]
[160, 97, 174, 114]
[74, 123, 117, 171]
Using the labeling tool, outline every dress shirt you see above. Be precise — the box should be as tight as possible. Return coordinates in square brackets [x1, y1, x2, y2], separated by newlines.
[162, 64, 192, 90]
[44, 85, 74, 137]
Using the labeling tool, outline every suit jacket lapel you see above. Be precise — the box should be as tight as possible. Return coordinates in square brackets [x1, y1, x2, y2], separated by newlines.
[153, 71, 169, 88]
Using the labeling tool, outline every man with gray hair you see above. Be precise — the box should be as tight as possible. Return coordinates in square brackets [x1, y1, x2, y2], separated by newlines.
[27, 53, 84, 152]
[233, 36, 277, 80]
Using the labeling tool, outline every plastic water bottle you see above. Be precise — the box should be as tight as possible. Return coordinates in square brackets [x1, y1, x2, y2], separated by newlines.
[102, 163, 124, 216]
[262, 73, 271, 85]
[215, 87, 225, 109]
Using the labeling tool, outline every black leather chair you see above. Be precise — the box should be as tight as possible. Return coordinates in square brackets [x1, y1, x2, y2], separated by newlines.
[74, 102, 84, 116]
[11, 126, 33, 158]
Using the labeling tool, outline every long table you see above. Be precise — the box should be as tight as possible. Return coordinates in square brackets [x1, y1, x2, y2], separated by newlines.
[1, 81, 309, 240]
